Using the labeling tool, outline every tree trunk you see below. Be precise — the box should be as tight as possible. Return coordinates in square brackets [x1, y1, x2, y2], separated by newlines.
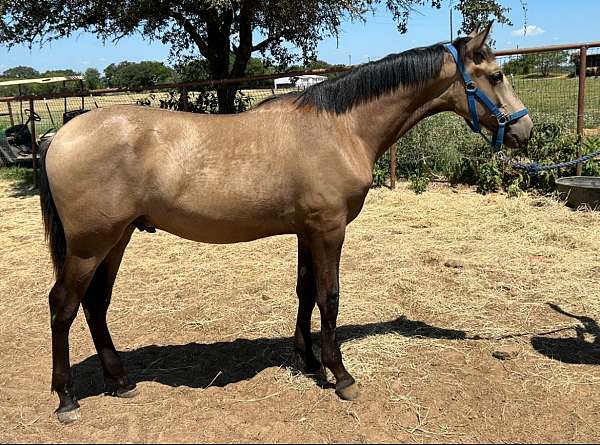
[217, 86, 238, 114]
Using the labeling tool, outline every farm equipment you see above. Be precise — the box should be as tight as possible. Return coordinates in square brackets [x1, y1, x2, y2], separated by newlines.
[0, 75, 86, 166]
[0, 109, 54, 165]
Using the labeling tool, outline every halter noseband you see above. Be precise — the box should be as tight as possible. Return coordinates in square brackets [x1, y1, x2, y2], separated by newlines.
[446, 44, 529, 151]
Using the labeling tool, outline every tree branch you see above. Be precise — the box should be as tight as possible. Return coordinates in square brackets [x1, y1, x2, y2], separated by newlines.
[252, 34, 282, 52]
[170, 10, 211, 59]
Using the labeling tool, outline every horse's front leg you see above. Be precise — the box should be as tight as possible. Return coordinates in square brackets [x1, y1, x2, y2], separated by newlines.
[294, 235, 322, 373]
[308, 223, 358, 400]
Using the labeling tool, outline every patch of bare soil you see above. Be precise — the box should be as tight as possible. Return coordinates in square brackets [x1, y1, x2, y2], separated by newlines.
[1, 179, 600, 443]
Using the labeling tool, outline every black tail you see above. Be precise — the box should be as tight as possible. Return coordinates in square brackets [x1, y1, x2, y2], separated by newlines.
[39, 138, 66, 278]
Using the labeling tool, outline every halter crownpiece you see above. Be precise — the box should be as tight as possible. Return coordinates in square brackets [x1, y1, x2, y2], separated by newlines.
[445, 44, 529, 151]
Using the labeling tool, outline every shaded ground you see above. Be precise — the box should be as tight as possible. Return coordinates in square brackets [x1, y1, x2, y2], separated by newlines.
[1, 179, 599, 443]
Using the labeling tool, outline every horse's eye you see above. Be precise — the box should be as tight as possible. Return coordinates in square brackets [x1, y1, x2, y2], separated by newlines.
[490, 71, 504, 85]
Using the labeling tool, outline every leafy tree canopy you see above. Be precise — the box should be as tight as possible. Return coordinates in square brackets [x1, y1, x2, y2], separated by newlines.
[2, 66, 39, 79]
[1, 0, 512, 112]
[503, 51, 569, 77]
[83, 67, 103, 89]
[103, 61, 175, 87]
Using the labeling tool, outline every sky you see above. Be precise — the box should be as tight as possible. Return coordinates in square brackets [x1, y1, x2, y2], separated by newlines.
[0, 0, 599, 73]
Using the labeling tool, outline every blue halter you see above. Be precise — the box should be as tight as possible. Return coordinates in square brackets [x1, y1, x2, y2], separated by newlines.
[446, 44, 529, 151]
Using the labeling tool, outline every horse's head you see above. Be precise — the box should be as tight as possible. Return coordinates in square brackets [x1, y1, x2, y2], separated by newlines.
[445, 23, 533, 149]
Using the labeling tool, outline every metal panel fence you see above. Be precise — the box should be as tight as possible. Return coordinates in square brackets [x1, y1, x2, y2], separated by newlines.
[1, 42, 599, 187]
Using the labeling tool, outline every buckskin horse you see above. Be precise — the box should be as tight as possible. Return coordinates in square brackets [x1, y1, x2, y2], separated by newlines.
[40, 24, 533, 423]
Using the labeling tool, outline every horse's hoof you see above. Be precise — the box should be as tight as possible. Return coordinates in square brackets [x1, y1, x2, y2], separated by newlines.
[336, 382, 360, 401]
[116, 385, 139, 398]
[56, 407, 81, 424]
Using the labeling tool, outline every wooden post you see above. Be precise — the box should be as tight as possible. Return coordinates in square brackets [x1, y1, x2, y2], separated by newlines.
[7, 100, 14, 126]
[389, 144, 397, 189]
[80, 79, 85, 110]
[29, 99, 38, 188]
[181, 87, 189, 112]
[63, 81, 67, 114]
[576, 46, 587, 176]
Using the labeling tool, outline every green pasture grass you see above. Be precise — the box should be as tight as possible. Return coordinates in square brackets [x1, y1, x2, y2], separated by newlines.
[0, 166, 33, 186]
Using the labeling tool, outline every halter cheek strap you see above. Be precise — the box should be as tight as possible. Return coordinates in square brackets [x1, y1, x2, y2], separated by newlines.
[446, 44, 529, 151]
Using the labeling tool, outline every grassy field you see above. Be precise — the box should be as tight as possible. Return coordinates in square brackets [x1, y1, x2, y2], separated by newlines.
[1, 177, 600, 442]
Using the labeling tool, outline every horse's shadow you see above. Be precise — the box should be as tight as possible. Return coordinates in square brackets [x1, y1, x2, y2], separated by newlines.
[531, 303, 600, 365]
[72, 316, 466, 400]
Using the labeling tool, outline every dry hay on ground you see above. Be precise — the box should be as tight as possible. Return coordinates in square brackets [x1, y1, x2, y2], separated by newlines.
[1, 179, 599, 443]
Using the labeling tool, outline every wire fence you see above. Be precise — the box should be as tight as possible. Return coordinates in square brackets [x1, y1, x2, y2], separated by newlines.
[497, 47, 600, 131]
[0, 85, 303, 166]
[0, 89, 290, 139]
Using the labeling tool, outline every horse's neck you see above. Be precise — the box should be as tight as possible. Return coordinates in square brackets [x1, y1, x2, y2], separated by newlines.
[349, 71, 454, 165]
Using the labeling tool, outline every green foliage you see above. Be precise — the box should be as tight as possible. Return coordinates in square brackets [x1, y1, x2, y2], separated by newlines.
[373, 150, 391, 187]
[506, 178, 524, 198]
[175, 56, 276, 88]
[137, 89, 251, 114]
[2, 66, 39, 79]
[476, 161, 502, 194]
[83, 67, 104, 89]
[454, 0, 511, 35]
[504, 52, 570, 77]
[503, 57, 532, 76]
[373, 111, 600, 196]
[0, 166, 33, 185]
[409, 174, 430, 194]
[287, 59, 346, 79]
[104, 61, 174, 88]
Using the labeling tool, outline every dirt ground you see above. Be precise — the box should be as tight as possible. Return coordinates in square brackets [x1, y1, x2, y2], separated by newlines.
[1, 178, 600, 443]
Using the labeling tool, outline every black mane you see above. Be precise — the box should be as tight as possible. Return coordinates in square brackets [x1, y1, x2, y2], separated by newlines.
[291, 36, 487, 114]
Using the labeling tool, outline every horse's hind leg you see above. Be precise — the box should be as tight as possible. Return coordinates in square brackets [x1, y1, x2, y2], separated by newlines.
[50, 254, 105, 423]
[82, 226, 136, 398]
[294, 236, 321, 373]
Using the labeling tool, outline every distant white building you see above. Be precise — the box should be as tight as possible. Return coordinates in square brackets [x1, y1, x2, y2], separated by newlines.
[274, 74, 327, 90]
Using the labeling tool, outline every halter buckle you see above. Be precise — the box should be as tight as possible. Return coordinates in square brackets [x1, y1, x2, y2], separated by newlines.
[465, 82, 477, 93]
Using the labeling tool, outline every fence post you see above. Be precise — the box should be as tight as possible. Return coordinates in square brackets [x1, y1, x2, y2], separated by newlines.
[29, 98, 38, 188]
[576, 45, 587, 176]
[181, 87, 189, 112]
[389, 144, 396, 189]
[7, 100, 14, 126]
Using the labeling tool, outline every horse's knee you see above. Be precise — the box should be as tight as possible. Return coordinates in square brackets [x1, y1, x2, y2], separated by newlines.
[317, 290, 340, 316]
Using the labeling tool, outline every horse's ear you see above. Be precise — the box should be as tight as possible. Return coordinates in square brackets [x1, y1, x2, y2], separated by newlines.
[466, 21, 493, 52]
[467, 27, 480, 39]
